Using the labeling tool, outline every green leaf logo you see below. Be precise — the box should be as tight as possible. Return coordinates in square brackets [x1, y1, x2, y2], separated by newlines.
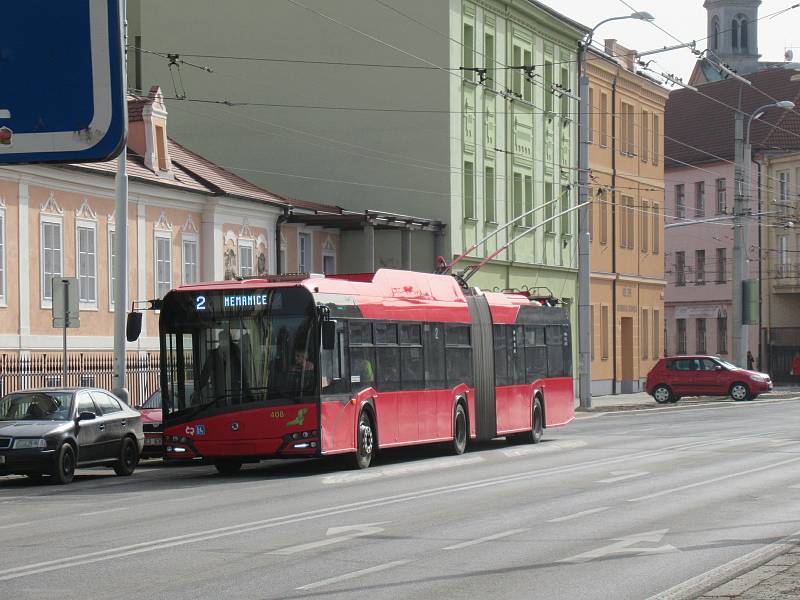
[287, 408, 308, 427]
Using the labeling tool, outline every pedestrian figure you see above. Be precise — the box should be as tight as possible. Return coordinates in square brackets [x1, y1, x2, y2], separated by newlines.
[747, 350, 755, 371]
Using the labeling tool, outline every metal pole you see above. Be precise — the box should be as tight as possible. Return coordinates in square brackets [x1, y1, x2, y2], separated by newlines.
[63, 279, 68, 386]
[112, 0, 130, 403]
[577, 46, 592, 408]
[732, 110, 746, 367]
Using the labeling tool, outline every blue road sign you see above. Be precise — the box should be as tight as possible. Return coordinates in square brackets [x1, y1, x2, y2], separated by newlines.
[0, 1, 125, 164]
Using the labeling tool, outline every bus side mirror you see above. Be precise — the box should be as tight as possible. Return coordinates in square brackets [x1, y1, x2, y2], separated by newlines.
[321, 320, 336, 350]
[126, 312, 143, 342]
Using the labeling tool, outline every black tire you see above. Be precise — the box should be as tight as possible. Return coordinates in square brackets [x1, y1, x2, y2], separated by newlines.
[52, 444, 75, 485]
[451, 403, 467, 455]
[214, 459, 243, 475]
[114, 437, 139, 476]
[520, 397, 544, 444]
[653, 384, 673, 404]
[730, 382, 750, 402]
[353, 410, 375, 469]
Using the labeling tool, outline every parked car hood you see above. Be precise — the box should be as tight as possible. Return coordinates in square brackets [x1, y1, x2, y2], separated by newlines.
[0, 420, 72, 437]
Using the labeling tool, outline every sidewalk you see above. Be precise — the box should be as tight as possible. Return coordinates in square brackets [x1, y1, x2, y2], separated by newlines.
[577, 386, 800, 413]
[697, 545, 800, 598]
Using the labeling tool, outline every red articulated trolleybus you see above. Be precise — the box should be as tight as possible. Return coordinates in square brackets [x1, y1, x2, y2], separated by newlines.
[128, 269, 574, 473]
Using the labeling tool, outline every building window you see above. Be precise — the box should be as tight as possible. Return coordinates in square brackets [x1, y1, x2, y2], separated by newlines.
[695, 181, 705, 217]
[626, 197, 634, 249]
[716, 178, 726, 214]
[601, 305, 609, 360]
[484, 32, 494, 71]
[239, 243, 254, 277]
[620, 102, 635, 155]
[560, 190, 570, 236]
[641, 110, 649, 162]
[732, 18, 739, 49]
[600, 93, 609, 147]
[108, 229, 116, 308]
[642, 309, 649, 359]
[155, 125, 168, 171]
[590, 305, 595, 361]
[626, 104, 635, 155]
[716, 247, 726, 283]
[675, 184, 685, 219]
[462, 22, 474, 82]
[484, 165, 495, 223]
[600, 190, 608, 244]
[588, 188, 594, 242]
[740, 17, 748, 49]
[544, 60, 553, 112]
[652, 114, 660, 165]
[695, 249, 706, 285]
[0, 209, 5, 304]
[183, 238, 198, 284]
[524, 176, 533, 227]
[323, 254, 336, 275]
[544, 182, 554, 233]
[560, 66, 569, 116]
[778, 235, 789, 277]
[524, 50, 533, 102]
[677, 319, 687, 354]
[653, 309, 660, 358]
[41, 219, 63, 303]
[696, 318, 707, 354]
[717, 316, 727, 354]
[463, 160, 475, 219]
[652, 202, 660, 254]
[778, 171, 790, 214]
[676, 251, 686, 286]
[588, 87, 594, 144]
[77, 224, 97, 304]
[711, 17, 720, 50]
[154, 235, 172, 298]
[299, 232, 311, 272]
[641, 200, 649, 253]
[512, 44, 522, 97]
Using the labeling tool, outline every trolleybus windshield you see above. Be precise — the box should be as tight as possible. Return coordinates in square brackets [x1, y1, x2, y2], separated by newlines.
[159, 287, 318, 420]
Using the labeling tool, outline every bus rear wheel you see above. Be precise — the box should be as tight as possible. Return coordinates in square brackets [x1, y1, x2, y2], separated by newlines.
[353, 411, 375, 469]
[214, 459, 243, 475]
[520, 398, 543, 444]
[451, 403, 467, 455]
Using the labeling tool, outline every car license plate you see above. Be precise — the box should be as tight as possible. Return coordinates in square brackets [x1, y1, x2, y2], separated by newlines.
[145, 438, 161, 446]
[0, 455, 5, 464]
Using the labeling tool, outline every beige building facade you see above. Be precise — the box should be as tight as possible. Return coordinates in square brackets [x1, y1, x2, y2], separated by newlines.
[586, 43, 668, 394]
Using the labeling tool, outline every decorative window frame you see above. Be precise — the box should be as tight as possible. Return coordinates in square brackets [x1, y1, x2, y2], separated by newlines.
[238, 219, 255, 277]
[40, 192, 64, 309]
[298, 230, 313, 273]
[0, 196, 6, 307]
[181, 215, 199, 285]
[107, 219, 116, 312]
[153, 212, 173, 298]
[321, 236, 337, 275]
[75, 200, 98, 310]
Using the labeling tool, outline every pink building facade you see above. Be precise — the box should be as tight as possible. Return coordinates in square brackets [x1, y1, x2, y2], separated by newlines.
[664, 162, 758, 362]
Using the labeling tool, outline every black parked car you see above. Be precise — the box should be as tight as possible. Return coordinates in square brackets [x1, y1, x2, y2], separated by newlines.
[0, 388, 144, 484]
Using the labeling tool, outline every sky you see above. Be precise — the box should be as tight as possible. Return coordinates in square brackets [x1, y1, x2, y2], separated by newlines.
[537, 0, 799, 85]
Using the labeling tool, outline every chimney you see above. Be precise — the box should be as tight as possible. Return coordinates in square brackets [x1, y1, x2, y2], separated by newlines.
[604, 39, 637, 72]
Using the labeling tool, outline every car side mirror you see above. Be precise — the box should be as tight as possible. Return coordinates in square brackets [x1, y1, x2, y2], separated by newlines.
[714, 365, 723, 372]
[126, 312, 143, 342]
[321, 320, 336, 350]
[77, 411, 96, 422]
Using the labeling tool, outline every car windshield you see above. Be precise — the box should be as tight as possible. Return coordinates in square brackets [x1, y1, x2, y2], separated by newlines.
[142, 391, 162, 409]
[0, 391, 74, 421]
[715, 358, 739, 370]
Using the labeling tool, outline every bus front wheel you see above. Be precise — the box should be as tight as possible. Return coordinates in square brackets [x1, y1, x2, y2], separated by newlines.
[451, 403, 467, 455]
[353, 411, 375, 469]
[520, 398, 543, 444]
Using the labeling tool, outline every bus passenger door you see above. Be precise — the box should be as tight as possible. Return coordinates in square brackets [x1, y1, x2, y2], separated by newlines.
[319, 324, 356, 453]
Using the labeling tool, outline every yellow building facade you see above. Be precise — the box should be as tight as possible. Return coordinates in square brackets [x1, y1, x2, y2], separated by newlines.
[586, 43, 668, 394]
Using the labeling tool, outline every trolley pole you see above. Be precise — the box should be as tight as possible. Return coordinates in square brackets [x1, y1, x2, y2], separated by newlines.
[577, 45, 592, 409]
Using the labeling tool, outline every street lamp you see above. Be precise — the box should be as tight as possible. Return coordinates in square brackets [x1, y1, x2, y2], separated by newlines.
[732, 100, 795, 368]
[577, 11, 654, 408]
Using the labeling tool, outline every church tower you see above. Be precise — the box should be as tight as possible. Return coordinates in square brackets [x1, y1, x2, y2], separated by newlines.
[704, 0, 761, 75]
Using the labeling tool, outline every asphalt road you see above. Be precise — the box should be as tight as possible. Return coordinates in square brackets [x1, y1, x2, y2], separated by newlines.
[1, 398, 799, 600]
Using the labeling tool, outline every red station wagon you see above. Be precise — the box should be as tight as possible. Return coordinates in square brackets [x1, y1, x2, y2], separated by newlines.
[646, 356, 773, 403]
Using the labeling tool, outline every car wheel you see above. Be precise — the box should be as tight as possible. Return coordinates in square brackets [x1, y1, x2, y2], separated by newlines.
[451, 403, 467, 455]
[214, 459, 243, 475]
[114, 437, 139, 476]
[52, 444, 75, 485]
[730, 383, 750, 402]
[520, 398, 544, 444]
[352, 410, 375, 469]
[653, 385, 673, 404]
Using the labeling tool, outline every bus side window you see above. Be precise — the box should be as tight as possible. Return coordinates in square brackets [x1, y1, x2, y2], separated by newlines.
[524, 326, 547, 381]
[545, 325, 564, 377]
[424, 324, 445, 389]
[511, 326, 525, 385]
[349, 320, 375, 390]
[494, 325, 510, 387]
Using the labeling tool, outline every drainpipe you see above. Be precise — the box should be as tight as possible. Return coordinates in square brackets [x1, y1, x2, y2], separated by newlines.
[276, 207, 289, 275]
[611, 74, 618, 393]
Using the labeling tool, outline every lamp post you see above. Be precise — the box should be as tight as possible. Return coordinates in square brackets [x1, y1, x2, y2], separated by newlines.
[732, 100, 795, 367]
[577, 11, 653, 408]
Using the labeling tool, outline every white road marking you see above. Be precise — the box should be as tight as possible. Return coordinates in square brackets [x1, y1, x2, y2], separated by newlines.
[628, 456, 800, 502]
[0, 522, 31, 531]
[322, 455, 485, 485]
[646, 528, 800, 600]
[789, 483, 800, 489]
[296, 559, 411, 591]
[547, 507, 610, 523]
[442, 528, 528, 550]
[767, 439, 798, 447]
[0, 433, 771, 580]
[270, 523, 387, 555]
[596, 470, 649, 484]
[502, 439, 587, 457]
[561, 529, 675, 563]
[79, 507, 128, 517]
